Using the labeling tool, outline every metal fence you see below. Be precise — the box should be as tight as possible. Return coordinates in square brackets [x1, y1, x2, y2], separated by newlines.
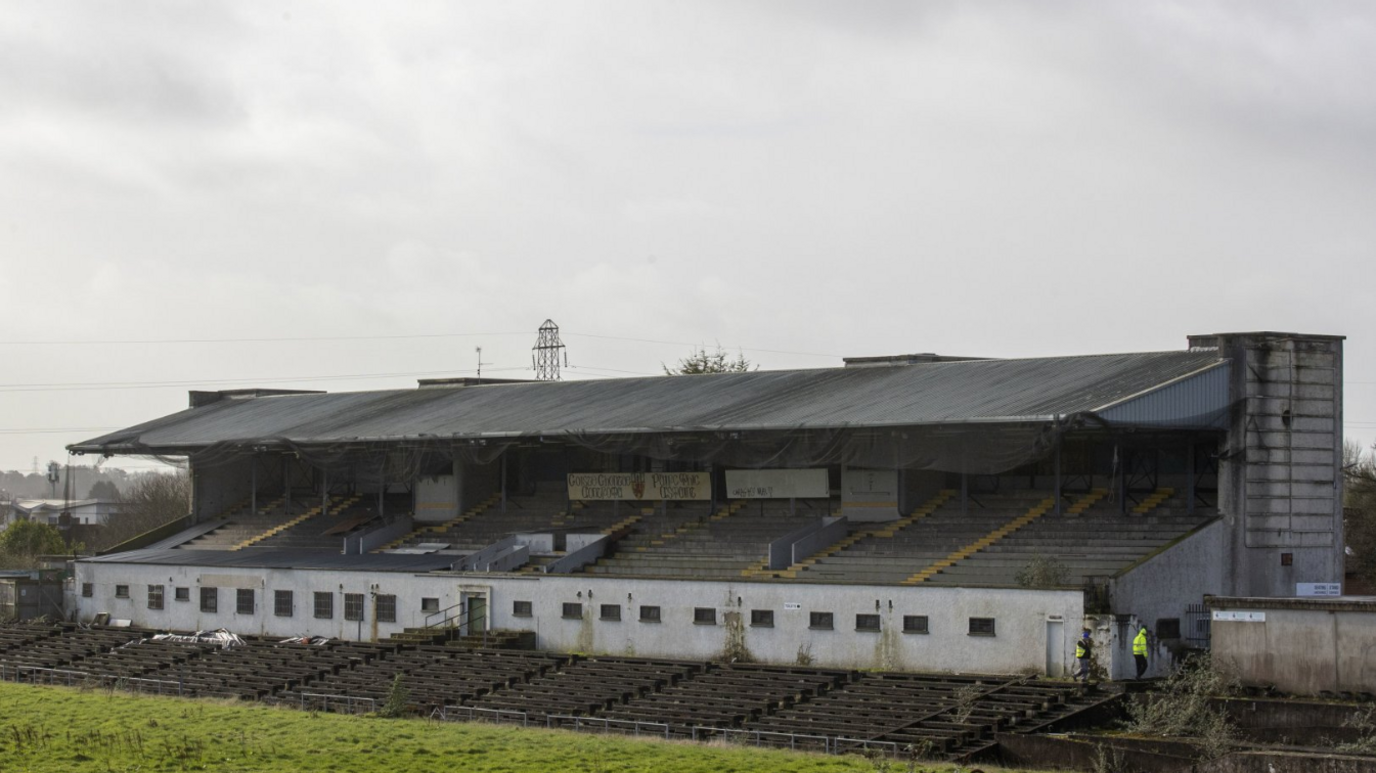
[1, 665, 185, 696]
[297, 693, 377, 714]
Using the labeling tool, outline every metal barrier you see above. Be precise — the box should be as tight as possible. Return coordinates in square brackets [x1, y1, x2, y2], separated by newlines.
[545, 714, 671, 739]
[297, 693, 377, 714]
[2, 666, 184, 696]
[690, 726, 901, 756]
[433, 705, 531, 726]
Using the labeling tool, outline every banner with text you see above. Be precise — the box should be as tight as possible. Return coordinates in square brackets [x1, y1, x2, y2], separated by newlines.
[725, 469, 829, 499]
[567, 472, 711, 501]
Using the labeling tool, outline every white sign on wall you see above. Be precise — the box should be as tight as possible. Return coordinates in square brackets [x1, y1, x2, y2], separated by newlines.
[783, 602, 802, 611]
[725, 469, 828, 499]
[1211, 610, 1267, 622]
[566, 472, 710, 501]
[1297, 583, 1342, 597]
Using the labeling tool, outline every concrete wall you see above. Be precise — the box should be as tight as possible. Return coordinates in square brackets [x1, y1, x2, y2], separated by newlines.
[1211, 603, 1376, 695]
[1188, 333, 1345, 598]
[1111, 519, 1226, 677]
[72, 560, 1083, 674]
[415, 473, 457, 523]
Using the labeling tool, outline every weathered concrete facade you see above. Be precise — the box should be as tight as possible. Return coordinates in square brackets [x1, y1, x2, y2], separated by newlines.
[1208, 596, 1376, 695]
[71, 561, 1083, 674]
[1187, 332, 1345, 597]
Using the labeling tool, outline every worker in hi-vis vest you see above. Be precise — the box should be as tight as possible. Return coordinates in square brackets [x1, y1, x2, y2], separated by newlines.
[1074, 630, 1092, 682]
[1133, 625, 1149, 679]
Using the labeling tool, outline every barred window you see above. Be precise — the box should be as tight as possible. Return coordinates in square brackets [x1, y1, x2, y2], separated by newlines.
[903, 615, 929, 634]
[376, 594, 397, 623]
[147, 585, 164, 610]
[81, 583, 93, 598]
[344, 593, 365, 622]
[115, 585, 129, 599]
[855, 614, 881, 632]
[314, 591, 334, 620]
[562, 602, 583, 619]
[512, 600, 533, 617]
[600, 604, 621, 621]
[809, 611, 834, 630]
[274, 590, 294, 617]
[175, 587, 190, 602]
[693, 607, 717, 625]
[421, 597, 439, 613]
[969, 617, 996, 636]
[750, 609, 774, 628]
[200, 587, 218, 613]
[639, 605, 661, 623]
[236, 588, 255, 615]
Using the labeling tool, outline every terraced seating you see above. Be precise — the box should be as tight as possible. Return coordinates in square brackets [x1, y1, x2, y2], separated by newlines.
[248, 493, 411, 550]
[279, 646, 565, 712]
[66, 638, 216, 678]
[923, 491, 1216, 587]
[384, 493, 627, 556]
[793, 491, 1046, 584]
[470, 656, 706, 719]
[0, 624, 141, 671]
[601, 663, 851, 731]
[176, 495, 292, 550]
[746, 672, 1101, 760]
[0, 621, 63, 655]
[586, 500, 836, 579]
[155, 638, 379, 700]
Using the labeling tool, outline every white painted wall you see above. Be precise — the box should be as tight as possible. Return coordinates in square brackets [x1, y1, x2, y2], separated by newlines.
[73, 560, 1083, 675]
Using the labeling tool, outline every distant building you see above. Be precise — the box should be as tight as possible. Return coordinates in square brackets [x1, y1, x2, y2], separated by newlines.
[6, 499, 127, 527]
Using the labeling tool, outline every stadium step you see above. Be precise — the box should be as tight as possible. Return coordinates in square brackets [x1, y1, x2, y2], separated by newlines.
[374, 493, 501, 552]
[774, 490, 955, 579]
[230, 494, 361, 551]
[901, 490, 1106, 585]
[1130, 487, 1175, 515]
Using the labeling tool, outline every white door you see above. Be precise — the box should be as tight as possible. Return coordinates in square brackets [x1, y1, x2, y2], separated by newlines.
[1045, 620, 1064, 677]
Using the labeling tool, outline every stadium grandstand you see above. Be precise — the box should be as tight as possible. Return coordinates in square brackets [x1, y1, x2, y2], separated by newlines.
[64, 330, 1344, 681]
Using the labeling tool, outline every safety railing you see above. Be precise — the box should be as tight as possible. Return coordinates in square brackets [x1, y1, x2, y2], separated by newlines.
[690, 726, 902, 756]
[432, 705, 533, 726]
[296, 693, 376, 714]
[1, 665, 185, 696]
[545, 714, 672, 739]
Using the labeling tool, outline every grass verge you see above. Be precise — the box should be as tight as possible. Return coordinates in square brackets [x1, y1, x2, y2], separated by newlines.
[0, 682, 1038, 773]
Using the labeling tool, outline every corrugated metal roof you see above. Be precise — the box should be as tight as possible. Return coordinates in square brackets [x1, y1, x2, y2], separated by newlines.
[80, 548, 456, 572]
[70, 349, 1226, 454]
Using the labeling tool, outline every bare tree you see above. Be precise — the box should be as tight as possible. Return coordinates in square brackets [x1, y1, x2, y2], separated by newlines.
[1345, 441, 1376, 589]
[96, 471, 191, 550]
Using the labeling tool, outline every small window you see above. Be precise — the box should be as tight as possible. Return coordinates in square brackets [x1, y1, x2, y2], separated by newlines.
[1281, 552, 1294, 567]
[750, 609, 774, 628]
[969, 617, 996, 636]
[639, 605, 661, 623]
[115, 585, 129, 599]
[903, 615, 929, 634]
[314, 592, 334, 620]
[694, 607, 717, 625]
[421, 597, 439, 613]
[175, 587, 190, 602]
[147, 585, 164, 611]
[81, 583, 93, 598]
[344, 593, 365, 621]
[512, 600, 533, 617]
[236, 588, 255, 615]
[562, 602, 583, 619]
[1156, 618, 1181, 640]
[809, 611, 834, 630]
[856, 614, 881, 632]
[274, 590, 294, 617]
[200, 587, 218, 613]
[600, 604, 621, 621]
[376, 594, 397, 623]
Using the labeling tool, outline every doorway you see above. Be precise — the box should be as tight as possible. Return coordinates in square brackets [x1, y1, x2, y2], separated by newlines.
[1045, 619, 1064, 677]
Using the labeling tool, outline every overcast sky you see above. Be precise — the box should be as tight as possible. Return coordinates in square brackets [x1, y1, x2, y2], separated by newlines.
[1, 1, 1373, 473]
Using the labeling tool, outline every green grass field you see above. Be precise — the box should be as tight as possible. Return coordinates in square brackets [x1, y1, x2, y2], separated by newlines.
[0, 682, 1045, 773]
